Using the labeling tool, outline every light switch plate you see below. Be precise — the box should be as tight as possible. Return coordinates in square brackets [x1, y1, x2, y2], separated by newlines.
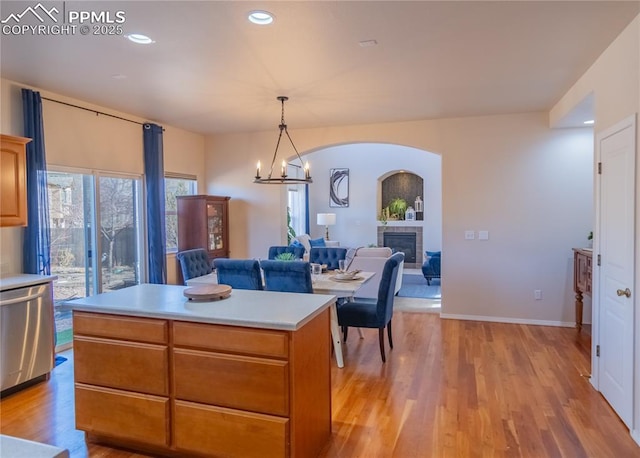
[465, 230, 475, 240]
[478, 230, 489, 240]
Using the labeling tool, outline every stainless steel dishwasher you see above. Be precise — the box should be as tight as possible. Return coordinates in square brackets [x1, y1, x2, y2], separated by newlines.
[0, 277, 55, 393]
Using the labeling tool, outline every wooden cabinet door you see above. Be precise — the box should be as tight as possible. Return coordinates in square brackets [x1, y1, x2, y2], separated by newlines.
[174, 348, 289, 416]
[0, 134, 30, 227]
[174, 400, 288, 458]
[75, 384, 170, 446]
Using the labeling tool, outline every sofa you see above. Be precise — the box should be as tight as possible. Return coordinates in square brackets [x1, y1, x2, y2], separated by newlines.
[309, 247, 347, 270]
[291, 234, 340, 260]
[345, 247, 404, 299]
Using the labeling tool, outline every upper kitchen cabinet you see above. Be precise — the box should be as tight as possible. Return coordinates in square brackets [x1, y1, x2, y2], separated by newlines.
[1, 134, 31, 227]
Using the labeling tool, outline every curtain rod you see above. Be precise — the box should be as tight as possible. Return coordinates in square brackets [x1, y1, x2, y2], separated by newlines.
[41, 96, 149, 127]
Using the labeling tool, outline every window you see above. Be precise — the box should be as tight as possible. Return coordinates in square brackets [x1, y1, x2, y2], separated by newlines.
[286, 164, 307, 240]
[165, 175, 197, 252]
[47, 169, 143, 351]
[288, 185, 306, 240]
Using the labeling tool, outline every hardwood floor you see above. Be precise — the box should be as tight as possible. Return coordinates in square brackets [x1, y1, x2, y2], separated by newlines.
[1, 312, 637, 457]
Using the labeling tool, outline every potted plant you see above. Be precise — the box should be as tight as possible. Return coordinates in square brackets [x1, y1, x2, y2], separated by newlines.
[388, 197, 408, 220]
[275, 252, 298, 261]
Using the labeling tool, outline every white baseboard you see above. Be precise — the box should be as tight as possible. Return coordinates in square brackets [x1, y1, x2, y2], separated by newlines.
[439, 313, 575, 328]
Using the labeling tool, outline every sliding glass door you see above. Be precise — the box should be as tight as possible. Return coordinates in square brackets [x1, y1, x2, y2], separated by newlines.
[98, 176, 143, 292]
[47, 170, 143, 350]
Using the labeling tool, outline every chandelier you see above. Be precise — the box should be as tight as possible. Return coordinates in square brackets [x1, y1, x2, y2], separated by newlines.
[254, 96, 312, 184]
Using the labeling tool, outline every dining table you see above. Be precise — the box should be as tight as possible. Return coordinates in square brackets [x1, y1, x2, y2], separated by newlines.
[186, 270, 376, 368]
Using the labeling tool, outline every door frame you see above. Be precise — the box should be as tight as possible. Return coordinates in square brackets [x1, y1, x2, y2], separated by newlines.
[591, 114, 636, 398]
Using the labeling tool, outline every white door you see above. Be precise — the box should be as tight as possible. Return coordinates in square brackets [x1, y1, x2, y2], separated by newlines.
[595, 115, 635, 428]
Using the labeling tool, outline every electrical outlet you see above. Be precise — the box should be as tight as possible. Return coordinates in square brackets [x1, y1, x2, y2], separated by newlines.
[478, 230, 489, 240]
[465, 230, 475, 240]
[534, 289, 542, 300]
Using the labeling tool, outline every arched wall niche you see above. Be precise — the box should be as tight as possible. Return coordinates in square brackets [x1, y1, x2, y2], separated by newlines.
[379, 171, 424, 220]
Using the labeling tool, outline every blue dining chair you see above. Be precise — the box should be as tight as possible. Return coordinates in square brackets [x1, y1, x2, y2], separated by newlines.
[260, 260, 313, 293]
[267, 245, 306, 260]
[309, 247, 347, 270]
[176, 248, 212, 284]
[213, 259, 264, 290]
[337, 252, 404, 363]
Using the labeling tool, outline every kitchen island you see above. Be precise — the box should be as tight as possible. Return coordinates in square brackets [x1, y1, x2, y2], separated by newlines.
[64, 284, 334, 458]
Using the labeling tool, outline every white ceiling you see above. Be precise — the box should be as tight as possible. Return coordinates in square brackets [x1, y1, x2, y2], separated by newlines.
[1, 1, 638, 134]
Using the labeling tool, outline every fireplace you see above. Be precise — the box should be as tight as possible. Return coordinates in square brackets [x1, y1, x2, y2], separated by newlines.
[383, 232, 417, 264]
[377, 225, 423, 268]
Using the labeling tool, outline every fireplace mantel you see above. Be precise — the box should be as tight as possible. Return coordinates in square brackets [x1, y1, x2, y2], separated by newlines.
[377, 221, 424, 227]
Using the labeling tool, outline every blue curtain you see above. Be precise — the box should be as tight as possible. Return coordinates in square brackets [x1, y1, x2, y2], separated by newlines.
[22, 89, 51, 275]
[143, 123, 167, 284]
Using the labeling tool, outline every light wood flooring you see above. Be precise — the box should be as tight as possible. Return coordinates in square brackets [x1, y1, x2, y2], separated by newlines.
[1, 312, 637, 457]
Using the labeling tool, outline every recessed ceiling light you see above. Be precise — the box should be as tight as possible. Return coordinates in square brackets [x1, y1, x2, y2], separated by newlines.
[111, 74, 127, 80]
[248, 10, 274, 25]
[125, 33, 155, 45]
[584, 120, 595, 125]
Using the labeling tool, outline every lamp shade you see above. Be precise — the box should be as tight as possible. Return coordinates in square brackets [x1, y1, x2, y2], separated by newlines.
[317, 213, 336, 226]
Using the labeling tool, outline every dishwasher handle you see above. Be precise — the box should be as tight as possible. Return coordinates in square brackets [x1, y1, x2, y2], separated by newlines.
[0, 291, 47, 307]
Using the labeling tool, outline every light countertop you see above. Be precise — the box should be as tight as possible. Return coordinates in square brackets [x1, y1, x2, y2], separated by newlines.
[63, 284, 335, 331]
[0, 274, 57, 292]
[0, 435, 68, 458]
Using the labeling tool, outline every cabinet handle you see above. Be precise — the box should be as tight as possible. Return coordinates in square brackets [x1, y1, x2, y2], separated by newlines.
[616, 288, 631, 298]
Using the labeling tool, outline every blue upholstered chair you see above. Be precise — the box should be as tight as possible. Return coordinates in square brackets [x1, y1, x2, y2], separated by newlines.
[421, 251, 441, 285]
[260, 260, 313, 293]
[213, 259, 264, 290]
[176, 248, 212, 284]
[268, 245, 306, 260]
[309, 247, 347, 270]
[337, 252, 404, 363]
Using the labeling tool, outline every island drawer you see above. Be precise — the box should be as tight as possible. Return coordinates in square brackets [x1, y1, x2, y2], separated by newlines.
[173, 321, 288, 358]
[75, 383, 169, 447]
[174, 348, 289, 416]
[173, 400, 288, 458]
[73, 312, 168, 344]
[74, 336, 169, 396]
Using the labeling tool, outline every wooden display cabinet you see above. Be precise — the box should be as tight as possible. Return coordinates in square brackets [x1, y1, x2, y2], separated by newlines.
[177, 195, 230, 259]
[1, 134, 31, 227]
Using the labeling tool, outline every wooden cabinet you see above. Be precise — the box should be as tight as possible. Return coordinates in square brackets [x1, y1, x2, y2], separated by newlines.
[1, 134, 31, 227]
[73, 312, 171, 446]
[72, 309, 331, 458]
[572, 248, 593, 332]
[177, 195, 230, 259]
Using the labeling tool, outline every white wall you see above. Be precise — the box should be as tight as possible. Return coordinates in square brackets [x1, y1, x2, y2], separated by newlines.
[302, 143, 442, 252]
[205, 112, 593, 326]
[551, 15, 640, 444]
[0, 78, 207, 283]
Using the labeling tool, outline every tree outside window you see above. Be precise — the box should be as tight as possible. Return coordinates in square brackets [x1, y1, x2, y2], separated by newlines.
[165, 176, 197, 251]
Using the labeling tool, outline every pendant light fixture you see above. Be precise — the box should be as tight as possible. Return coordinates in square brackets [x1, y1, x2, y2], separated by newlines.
[254, 96, 312, 185]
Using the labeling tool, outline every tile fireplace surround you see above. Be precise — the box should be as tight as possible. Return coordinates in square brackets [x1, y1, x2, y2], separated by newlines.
[377, 225, 423, 269]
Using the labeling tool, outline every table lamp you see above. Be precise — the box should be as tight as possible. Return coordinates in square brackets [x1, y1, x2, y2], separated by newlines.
[317, 213, 336, 241]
